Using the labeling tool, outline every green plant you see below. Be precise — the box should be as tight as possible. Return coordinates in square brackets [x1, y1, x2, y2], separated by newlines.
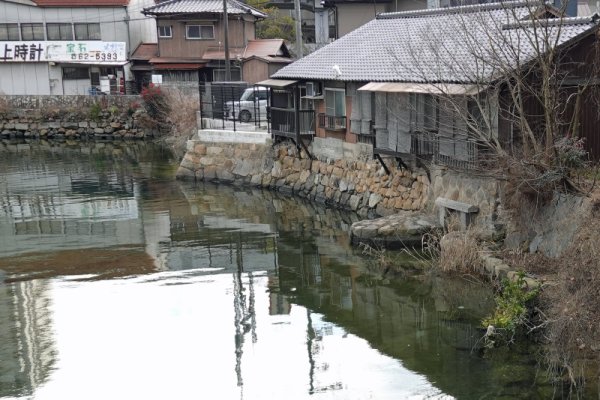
[482, 271, 539, 337]
[89, 103, 102, 121]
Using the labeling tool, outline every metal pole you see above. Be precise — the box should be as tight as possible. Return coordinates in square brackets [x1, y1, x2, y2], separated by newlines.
[223, 0, 232, 81]
[294, 0, 303, 58]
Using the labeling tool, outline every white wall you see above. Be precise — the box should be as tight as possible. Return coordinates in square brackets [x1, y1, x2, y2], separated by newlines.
[0, 63, 51, 95]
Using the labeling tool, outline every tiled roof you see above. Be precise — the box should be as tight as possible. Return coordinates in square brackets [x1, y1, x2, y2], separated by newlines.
[131, 43, 158, 61]
[273, 1, 599, 83]
[244, 39, 289, 58]
[143, 0, 266, 17]
[33, 0, 128, 6]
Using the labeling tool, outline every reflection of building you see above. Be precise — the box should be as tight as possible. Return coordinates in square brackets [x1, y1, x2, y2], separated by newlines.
[0, 166, 144, 258]
[0, 280, 55, 398]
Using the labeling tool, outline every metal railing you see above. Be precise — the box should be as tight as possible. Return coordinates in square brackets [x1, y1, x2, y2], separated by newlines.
[199, 82, 269, 132]
[372, 129, 484, 171]
[271, 108, 316, 138]
[318, 113, 346, 131]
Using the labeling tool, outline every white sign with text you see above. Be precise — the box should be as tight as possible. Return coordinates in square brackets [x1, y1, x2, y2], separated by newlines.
[0, 41, 127, 63]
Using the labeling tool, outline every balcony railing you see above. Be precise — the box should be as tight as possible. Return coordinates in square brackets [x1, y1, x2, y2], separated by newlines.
[271, 108, 315, 138]
[318, 113, 346, 131]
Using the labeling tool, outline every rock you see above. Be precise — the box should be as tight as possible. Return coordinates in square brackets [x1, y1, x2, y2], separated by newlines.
[110, 122, 121, 129]
[368, 193, 382, 208]
[350, 211, 441, 249]
[14, 123, 28, 131]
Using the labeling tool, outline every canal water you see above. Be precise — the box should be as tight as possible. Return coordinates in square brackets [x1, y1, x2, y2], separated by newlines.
[0, 140, 566, 399]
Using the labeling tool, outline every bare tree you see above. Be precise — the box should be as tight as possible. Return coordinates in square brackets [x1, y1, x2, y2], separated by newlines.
[378, 0, 598, 196]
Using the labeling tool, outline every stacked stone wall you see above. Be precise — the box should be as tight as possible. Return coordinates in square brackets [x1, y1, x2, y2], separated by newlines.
[177, 140, 430, 217]
[0, 95, 150, 140]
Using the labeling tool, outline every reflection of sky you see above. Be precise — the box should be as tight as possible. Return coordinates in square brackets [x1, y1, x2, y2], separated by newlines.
[19, 271, 451, 400]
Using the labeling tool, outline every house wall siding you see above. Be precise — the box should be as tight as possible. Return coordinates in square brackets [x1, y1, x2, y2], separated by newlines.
[157, 16, 254, 59]
[242, 58, 268, 84]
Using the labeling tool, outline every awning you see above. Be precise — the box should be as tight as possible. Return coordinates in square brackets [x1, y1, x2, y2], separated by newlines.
[256, 79, 298, 88]
[358, 82, 486, 96]
[153, 63, 206, 70]
[130, 64, 153, 71]
[57, 61, 128, 66]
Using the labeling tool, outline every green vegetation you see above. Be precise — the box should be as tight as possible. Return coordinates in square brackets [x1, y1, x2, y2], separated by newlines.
[247, 0, 295, 42]
[89, 103, 102, 121]
[483, 272, 539, 339]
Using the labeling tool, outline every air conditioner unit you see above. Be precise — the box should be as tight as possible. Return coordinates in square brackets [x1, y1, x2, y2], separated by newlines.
[306, 82, 321, 97]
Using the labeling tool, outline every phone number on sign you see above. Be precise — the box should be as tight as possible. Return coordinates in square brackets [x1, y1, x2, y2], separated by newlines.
[70, 52, 120, 61]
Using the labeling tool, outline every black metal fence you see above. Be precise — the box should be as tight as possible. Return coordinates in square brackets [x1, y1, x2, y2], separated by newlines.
[199, 82, 270, 132]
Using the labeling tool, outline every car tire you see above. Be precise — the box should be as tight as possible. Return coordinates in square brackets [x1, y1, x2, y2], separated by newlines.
[239, 110, 251, 123]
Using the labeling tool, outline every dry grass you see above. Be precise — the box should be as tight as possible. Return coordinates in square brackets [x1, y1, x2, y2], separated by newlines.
[541, 203, 600, 387]
[160, 88, 199, 159]
[438, 230, 483, 273]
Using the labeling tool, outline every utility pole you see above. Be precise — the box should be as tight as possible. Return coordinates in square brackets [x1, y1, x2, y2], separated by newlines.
[223, 0, 232, 80]
[294, 0, 303, 58]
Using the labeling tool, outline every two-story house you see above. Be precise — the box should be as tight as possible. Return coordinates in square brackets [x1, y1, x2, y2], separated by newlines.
[0, 0, 136, 95]
[140, 0, 292, 87]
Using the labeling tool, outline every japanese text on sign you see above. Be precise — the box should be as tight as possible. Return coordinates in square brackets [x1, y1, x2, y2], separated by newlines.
[0, 41, 126, 63]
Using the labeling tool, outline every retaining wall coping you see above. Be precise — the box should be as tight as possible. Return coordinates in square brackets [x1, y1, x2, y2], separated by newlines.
[197, 129, 271, 145]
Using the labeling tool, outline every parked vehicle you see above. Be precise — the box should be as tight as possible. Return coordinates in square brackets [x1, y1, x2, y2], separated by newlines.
[224, 86, 268, 122]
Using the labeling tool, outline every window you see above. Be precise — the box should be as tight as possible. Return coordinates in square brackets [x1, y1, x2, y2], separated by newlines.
[0, 24, 19, 41]
[74, 23, 101, 40]
[212, 68, 241, 82]
[325, 88, 346, 117]
[158, 25, 172, 38]
[21, 23, 45, 41]
[47, 23, 73, 40]
[186, 25, 214, 39]
[63, 67, 89, 80]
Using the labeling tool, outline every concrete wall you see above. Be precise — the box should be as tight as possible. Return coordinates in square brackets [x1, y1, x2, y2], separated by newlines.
[430, 166, 502, 236]
[128, 0, 158, 50]
[336, 3, 386, 37]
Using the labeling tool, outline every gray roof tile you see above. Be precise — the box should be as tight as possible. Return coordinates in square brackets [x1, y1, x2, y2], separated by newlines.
[143, 0, 266, 17]
[273, 1, 598, 83]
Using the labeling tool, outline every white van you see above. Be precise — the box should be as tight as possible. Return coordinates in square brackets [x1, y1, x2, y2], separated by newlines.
[224, 86, 268, 122]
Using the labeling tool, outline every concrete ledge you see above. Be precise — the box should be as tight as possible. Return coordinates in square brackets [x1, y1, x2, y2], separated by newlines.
[197, 129, 271, 144]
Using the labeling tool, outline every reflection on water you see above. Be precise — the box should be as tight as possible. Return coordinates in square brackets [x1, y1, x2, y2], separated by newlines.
[0, 140, 567, 399]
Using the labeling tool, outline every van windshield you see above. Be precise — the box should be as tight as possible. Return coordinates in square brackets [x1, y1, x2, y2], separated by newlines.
[240, 89, 254, 101]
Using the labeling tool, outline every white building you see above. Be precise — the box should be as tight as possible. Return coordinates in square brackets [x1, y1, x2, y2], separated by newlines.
[0, 0, 157, 95]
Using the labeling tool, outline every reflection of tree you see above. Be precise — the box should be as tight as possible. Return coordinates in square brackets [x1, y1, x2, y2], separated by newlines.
[232, 232, 258, 390]
[0, 280, 56, 398]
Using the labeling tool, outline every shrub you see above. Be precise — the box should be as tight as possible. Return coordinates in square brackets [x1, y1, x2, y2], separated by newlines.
[89, 103, 102, 121]
[482, 272, 539, 340]
[141, 83, 170, 121]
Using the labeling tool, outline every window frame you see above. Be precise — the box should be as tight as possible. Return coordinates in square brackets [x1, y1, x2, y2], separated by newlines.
[186, 24, 214, 40]
[158, 25, 172, 38]
[62, 66, 90, 80]
[74, 23, 101, 40]
[212, 67, 241, 82]
[46, 23, 73, 41]
[0, 23, 20, 41]
[21, 23, 45, 41]
[324, 88, 346, 118]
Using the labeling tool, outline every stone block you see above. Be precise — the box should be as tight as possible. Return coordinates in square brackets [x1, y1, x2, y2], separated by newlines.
[79, 122, 89, 128]
[14, 123, 28, 131]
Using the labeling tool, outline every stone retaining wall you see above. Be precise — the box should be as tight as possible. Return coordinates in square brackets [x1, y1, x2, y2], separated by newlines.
[177, 139, 430, 217]
[0, 95, 151, 140]
[1, 95, 141, 110]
